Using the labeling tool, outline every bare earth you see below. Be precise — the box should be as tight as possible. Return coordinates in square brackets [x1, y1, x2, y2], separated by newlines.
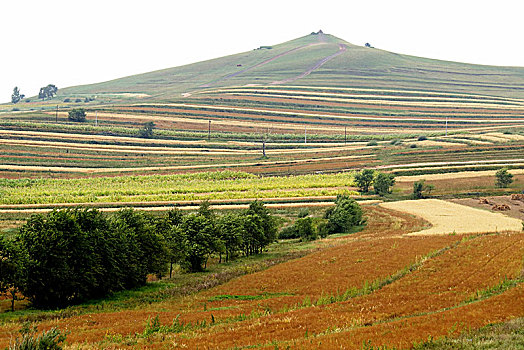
[380, 199, 522, 235]
[449, 195, 524, 221]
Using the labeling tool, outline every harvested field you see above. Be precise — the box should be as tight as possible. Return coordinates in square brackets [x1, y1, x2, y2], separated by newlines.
[450, 195, 524, 221]
[380, 199, 523, 235]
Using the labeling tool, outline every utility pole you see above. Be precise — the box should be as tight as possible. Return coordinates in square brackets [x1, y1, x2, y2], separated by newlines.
[262, 139, 266, 157]
[445, 117, 448, 137]
[304, 126, 307, 144]
[208, 120, 211, 140]
[95, 111, 98, 126]
[344, 126, 347, 144]
[55, 105, 58, 123]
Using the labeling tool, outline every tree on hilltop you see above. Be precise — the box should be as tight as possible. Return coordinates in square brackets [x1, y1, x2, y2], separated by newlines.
[11, 87, 24, 104]
[38, 84, 58, 100]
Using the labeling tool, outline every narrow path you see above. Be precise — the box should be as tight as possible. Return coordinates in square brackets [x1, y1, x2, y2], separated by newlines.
[271, 44, 348, 85]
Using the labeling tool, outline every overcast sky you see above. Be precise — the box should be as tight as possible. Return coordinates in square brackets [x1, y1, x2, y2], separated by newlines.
[1, 0, 523, 103]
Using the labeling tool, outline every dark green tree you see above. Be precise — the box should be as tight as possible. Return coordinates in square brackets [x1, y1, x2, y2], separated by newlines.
[374, 172, 396, 196]
[354, 169, 375, 193]
[156, 209, 186, 278]
[244, 201, 277, 254]
[217, 213, 244, 262]
[18, 209, 102, 308]
[495, 168, 513, 188]
[179, 213, 219, 272]
[110, 209, 168, 283]
[296, 217, 316, 241]
[68, 108, 86, 122]
[324, 195, 364, 235]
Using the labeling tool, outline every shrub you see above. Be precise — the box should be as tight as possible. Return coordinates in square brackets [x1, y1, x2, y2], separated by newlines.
[68, 108, 86, 122]
[297, 208, 309, 218]
[8, 325, 67, 350]
[417, 135, 428, 141]
[495, 168, 513, 188]
[367, 140, 378, 146]
[412, 180, 435, 199]
[410, 144, 417, 148]
[324, 195, 364, 235]
[63, 98, 71, 102]
[390, 139, 401, 145]
[278, 224, 299, 239]
[296, 217, 317, 241]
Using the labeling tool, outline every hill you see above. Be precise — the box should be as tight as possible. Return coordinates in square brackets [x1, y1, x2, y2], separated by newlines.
[60, 32, 524, 101]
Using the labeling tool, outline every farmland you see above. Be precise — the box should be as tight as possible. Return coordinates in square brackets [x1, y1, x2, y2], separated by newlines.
[1, 31, 523, 349]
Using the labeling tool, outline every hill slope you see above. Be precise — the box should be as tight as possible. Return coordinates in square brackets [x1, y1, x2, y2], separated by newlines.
[60, 32, 524, 101]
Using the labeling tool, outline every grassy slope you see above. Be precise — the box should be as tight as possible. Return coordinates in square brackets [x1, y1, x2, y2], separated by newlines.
[59, 33, 524, 101]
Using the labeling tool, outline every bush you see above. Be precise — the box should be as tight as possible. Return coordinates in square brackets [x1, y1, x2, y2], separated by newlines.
[278, 224, 299, 239]
[417, 135, 428, 141]
[390, 139, 402, 145]
[412, 180, 434, 199]
[68, 108, 86, 122]
[495, 168, 513, 188]
[297, 208, 309, 218]
[8, 326, 67, 350]
[63, 98, 71, 102]
[367, 140, 378, 146]
[138, 121, 155, 138]
[410, 144, 417, 148]
[324, 195, 364, 235]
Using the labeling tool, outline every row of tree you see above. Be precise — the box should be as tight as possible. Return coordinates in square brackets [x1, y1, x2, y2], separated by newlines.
[279, 195, 364, 241]
[0, 201, 277, 309]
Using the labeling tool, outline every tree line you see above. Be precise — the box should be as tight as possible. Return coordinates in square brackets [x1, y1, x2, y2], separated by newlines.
[0, 201, 277, 309]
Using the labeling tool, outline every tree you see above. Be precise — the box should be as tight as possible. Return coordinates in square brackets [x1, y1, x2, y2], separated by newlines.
[324, 195, 364, 235]
[412, 180, 435, 199]
[217, 213, 244, 262]
[18, 209, 103, 308]
[68, 108, 86, 122]
[138, 121, 155, 138]
[495, 168, 513, 188]
[374, 172, 396, 196]
[11, 87, 24, 104]
[296, 217, 316, 241]
[354, 169, 375, 193]
[156, 209, 185, 278]
[0, 236, 26, 311]
[110, 209, 168, 282]
[179, 213, 219, 272]
[38, 84, 58, 100]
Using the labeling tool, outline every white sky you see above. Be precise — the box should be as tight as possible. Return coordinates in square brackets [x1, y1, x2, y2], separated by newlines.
[1, 0, 523, 103]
